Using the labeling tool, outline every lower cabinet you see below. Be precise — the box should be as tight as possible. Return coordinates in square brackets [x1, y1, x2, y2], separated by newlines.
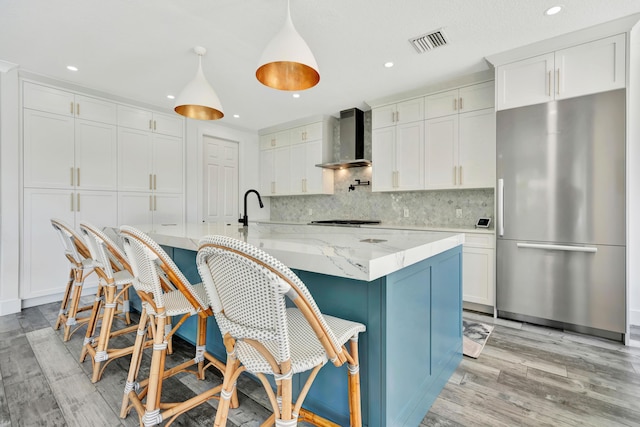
[22, 188, 117, 300]
[462, 232, 495, 309]
[117, 192, 184, 227]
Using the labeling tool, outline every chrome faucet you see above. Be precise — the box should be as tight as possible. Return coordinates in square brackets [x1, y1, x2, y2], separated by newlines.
[239, 189, 264, 227]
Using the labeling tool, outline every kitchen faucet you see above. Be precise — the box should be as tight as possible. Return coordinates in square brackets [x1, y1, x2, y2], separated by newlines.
[239, 189, 264, 227]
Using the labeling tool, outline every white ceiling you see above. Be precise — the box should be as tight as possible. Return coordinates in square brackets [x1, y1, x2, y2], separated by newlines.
[2, 0, 640, 131]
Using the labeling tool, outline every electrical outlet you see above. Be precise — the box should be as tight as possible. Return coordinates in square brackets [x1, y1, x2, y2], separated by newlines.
[308, 208, 313, 216]
[403, 208, 409, 218]
[456, 208, 463, 218]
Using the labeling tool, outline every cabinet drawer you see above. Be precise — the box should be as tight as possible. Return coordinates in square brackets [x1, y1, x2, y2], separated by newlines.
[464, 233, 495, 248]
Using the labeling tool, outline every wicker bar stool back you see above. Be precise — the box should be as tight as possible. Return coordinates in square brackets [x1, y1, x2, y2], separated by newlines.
[118, 225, 233, 427]
[197, 235, 366, 427]
[51, 218, 99, 342]
[78, 221, 140, 382]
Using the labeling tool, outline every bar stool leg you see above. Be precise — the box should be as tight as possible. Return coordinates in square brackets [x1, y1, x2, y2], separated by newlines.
[347, 337, 363, 427]
[80, 284, 105, 362]
[142, 314, 168, 426]
[55, 268, 75, 331]
[121, 306, 150, 419]
[63, 268, 85, 341]
[89, 282, 117, 382]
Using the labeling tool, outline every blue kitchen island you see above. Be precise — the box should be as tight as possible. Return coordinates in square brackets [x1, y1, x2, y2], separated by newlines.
[127, 223, 464, 427]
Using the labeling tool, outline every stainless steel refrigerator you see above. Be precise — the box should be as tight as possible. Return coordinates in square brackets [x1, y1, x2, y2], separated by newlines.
[496, 89, 626, 340]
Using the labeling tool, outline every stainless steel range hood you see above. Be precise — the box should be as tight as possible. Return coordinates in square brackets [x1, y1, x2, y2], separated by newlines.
[316, 108, 371, 170]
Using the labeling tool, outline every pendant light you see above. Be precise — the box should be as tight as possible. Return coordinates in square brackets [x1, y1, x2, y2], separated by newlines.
[256, 0, 320, 91]
[174, 46, 224, 120]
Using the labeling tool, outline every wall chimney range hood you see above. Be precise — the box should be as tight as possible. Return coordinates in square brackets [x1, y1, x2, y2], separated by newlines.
[316, 108, 371, 170]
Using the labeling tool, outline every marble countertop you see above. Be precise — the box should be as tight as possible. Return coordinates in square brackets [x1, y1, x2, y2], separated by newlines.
[125, 222, 464, 282]
[255, 220, 495, 235]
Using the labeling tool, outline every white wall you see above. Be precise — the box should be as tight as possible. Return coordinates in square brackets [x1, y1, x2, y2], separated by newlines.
[184, 120, 268, 224]
[628, 23, 640, 327]
[0, 62, 21, 315]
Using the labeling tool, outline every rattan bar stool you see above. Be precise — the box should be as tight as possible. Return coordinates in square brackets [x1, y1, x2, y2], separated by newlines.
[119, 225, 235, 426]
[51, 218, 100, 342]
[197, 235, 366, 427]
[78, 221, 142, 382]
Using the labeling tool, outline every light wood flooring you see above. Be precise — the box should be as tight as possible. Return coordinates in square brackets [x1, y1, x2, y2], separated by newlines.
[1, 299, 639, 427]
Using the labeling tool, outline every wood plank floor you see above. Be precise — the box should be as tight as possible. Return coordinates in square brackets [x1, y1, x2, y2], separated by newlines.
[0, 299, 639, 426]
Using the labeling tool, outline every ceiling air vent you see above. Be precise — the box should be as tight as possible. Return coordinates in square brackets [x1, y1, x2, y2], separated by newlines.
[409, 29, 448, 53]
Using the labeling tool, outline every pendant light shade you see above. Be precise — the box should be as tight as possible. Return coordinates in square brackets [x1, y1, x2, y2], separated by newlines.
[256, 0, 319, 91]
[174, 46, 224, 120]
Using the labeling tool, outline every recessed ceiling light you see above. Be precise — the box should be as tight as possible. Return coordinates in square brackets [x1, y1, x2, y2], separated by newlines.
[544, 5, 563, 15]
[167, 95, 175, 100]
[66, 65, 78, 71]
[292, 93, 300, 98]
[233, 114, 240, 118]
[384, 62, 394, 68]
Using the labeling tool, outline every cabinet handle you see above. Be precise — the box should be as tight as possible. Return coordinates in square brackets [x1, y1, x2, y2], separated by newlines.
[153, 174, 157, 190]
[76, 168, 80, 187]
[70, 167, 74, 186]
[154, 195, 157, 211]
[153, 120, 157, 131]
[271, 138, 276, 147]
[459, 97, 463, 110]
[149, 119, 153, 131]
[556, 69, 560, 95]
[76, 103, 80, 116]
[149, 174, 153, 190]
[453, 166, 457, 185]
[149, 195, 153, 211]
[453, 98, 457, 111]
[459, 165, 463, 185]
[548, 71, 552, 96]
[77, 193, 80, 212]
[70, 193, 74, 212]
[70, 102, 74, 115]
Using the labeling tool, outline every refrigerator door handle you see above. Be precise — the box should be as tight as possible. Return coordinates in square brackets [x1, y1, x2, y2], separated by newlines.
[516, 242, 598, 253]
[497, 179, 504, 236]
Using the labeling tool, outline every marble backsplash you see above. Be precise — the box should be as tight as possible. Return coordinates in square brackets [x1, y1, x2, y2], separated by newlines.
[269, 109, 495, 229]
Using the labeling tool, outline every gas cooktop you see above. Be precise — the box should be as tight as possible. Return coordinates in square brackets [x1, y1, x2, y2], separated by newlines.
[308, 220, 381, 226]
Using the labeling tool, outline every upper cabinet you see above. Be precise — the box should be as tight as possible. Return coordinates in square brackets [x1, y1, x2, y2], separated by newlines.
[496, 33, 626, 110]
[117, 105, 184, 138]
[371, 98, 424, 129]
[259, 117, 335, 196]
[424, 81, 494, 119]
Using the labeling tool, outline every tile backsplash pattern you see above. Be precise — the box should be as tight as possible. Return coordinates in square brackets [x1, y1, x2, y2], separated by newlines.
[270, 110, 495, 228]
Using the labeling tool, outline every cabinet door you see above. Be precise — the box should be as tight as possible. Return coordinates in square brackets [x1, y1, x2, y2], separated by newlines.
[372, 105, 397, 129]
[23, 82, 74, 117]
[152, 134, 183, 194]
[118, 192, 153, 226]
[463, 246, 495, 306]
[23, 109, 75, 189]
[555, 34, 625, 100]
[458, 109, 496, 188]
[22, 189, 76, 299]
[153, 193, 184, 225]
[425, 89, 458, 119]
[259, 149, 275, 195]
[260, 133, 275, 150]
[118, 127, 153, 191]
[74, 95, 117, 124]
[425, 115, 458, 189]
[496, 53, 554, 110]
[117, 105, 153, 132]
[75, 120, 118, 191]
[371, 127, 396, 191]
[396, 98, 424, 124]
[289, 143, 306, 194]
[273, 146, 291, 195]
[152, 112, 183, 137]
[395, 121, 424, 190]
[75, 190, 118, 227]
[302, 140, 331, 194]
[458, 81, 495, 112]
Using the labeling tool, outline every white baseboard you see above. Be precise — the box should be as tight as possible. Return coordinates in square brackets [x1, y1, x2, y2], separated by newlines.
[630, 309, 640, 327]
[21, 285, 99, 309]
[0, 298, 21, 316]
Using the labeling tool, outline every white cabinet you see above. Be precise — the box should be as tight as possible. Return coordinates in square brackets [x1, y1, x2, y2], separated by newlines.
[425, 108, 495, 190]
[371, 98, 423, 129]
[22, 188, 117, 299]
[497, 34, 626, 110]
[259, 118, 334, 196]
[462, 233, 495, 308]
[117, 104, 184, 138]
[372, 121, 424, 191]
[117, 192, 183, 226]
[23, 81, 117, 124]
[424, 81, 494, 119]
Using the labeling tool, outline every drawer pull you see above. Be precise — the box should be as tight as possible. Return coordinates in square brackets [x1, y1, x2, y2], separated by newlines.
[516, 243, 597, 253]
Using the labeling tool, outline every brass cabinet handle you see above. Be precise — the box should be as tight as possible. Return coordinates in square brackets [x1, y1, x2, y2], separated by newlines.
[76, 168, 80, 187]
[154, 195, 157, 211]
[149, 195, 153, 211]
[453, 98, 457, 111]
[153, 174, 157, 190]
[70, 167, 74, 186]
[149, 119, 153, 131]
[548, 71, 552, 96]
[70, 193, 74, 211]
[70, 102, 74, 115]
[149, 174, 153, 190]
[459, 97, 463, 110]
[556, 69, 560, 95]
[459, 165, 463, 185]
[77, 193, 80, 211]
[76, 103, 80, 116]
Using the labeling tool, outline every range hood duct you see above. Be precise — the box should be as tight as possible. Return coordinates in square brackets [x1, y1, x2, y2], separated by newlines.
[316, 108, 371, 170]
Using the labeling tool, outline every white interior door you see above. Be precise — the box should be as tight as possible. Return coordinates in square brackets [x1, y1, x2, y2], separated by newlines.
[203, 136, 238, 223]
